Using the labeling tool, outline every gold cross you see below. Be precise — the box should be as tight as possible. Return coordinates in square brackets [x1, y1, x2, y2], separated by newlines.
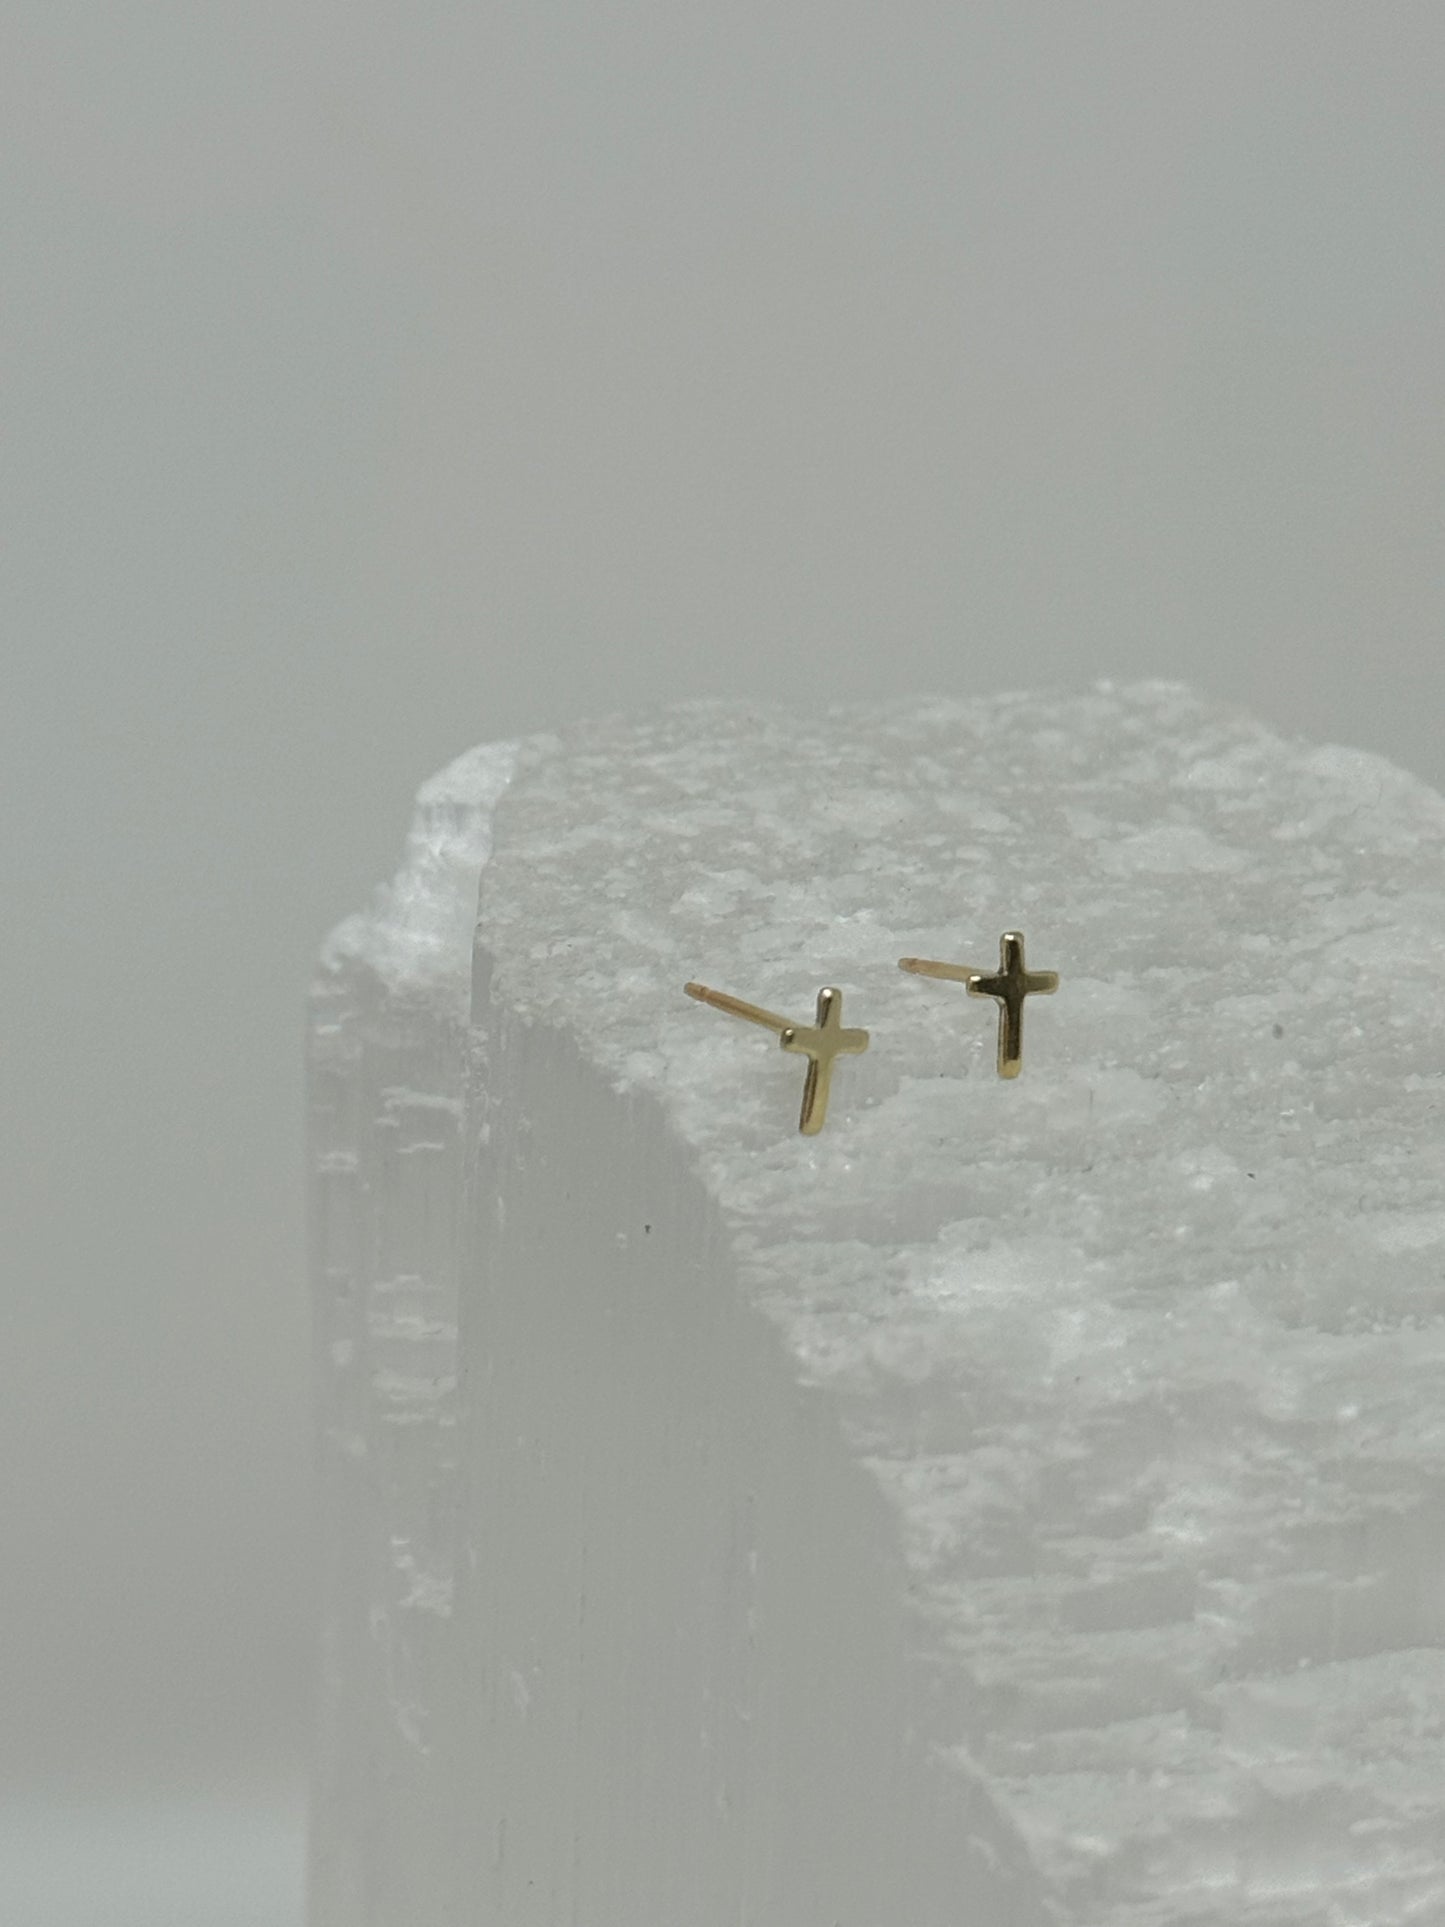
[898, 930, 1058, 1078]
[683, 982, 869, 1134]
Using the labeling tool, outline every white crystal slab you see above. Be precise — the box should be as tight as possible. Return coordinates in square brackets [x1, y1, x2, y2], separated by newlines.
[312, 683, 1445, 1927]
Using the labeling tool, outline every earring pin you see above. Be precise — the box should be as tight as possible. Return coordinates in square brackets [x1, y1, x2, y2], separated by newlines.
[684, 982, 869, 1134]
[899, 931, 1058, 1078]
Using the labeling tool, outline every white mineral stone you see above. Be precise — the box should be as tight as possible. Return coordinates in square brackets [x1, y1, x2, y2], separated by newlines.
[310, 684, 1445, 1927]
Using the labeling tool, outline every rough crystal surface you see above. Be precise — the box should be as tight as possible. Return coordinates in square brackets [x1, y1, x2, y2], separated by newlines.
[311, 684, 1445, 1927]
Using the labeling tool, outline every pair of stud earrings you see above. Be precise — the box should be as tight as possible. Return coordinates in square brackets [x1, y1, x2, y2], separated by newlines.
[684, 932, 1058, 1136]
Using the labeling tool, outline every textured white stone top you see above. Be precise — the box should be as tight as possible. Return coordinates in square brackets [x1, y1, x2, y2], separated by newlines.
[337, 682, 1445, 1920]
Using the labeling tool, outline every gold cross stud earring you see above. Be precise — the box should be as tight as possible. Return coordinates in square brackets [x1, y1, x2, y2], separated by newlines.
[683, 981, 870, 1134]
[898, 931, 1058, 1078]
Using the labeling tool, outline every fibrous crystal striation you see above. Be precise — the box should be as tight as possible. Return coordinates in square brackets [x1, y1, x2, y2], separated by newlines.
[310, 683, 1445, 1927]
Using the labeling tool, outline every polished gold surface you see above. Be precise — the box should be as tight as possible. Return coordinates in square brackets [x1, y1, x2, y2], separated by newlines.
[684, 981, 869, 1134]
[899, 930, 1058, 1078]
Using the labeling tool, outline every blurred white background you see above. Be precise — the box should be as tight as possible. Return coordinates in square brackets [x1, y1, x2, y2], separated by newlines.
[3, 4, 1442, 1921]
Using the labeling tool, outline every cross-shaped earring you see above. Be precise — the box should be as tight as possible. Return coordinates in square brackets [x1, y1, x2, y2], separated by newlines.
[683, 981, 870, 1134]
[898, 931, 1058, 1077]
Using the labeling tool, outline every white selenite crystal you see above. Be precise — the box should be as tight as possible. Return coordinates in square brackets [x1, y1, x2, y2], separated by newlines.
[309, 684, 1445, 1927]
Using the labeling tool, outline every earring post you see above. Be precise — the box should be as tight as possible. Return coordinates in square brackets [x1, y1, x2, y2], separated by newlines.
[683, 982, 793, 1035]
[897, 956, 976, 985]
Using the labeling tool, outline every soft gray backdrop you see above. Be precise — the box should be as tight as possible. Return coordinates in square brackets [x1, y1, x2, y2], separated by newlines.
[4, 4, 1442, 1920]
